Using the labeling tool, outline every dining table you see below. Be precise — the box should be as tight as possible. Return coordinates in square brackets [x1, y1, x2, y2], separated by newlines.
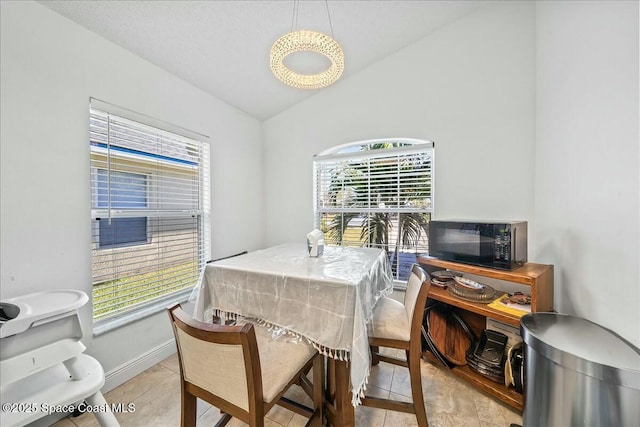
[190, 243, 395, 426]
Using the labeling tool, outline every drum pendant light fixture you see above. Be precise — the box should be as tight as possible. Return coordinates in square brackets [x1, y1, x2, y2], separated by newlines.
[270, 0, 344, 89]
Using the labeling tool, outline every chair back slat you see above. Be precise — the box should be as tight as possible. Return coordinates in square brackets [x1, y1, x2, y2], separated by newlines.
[168, 304, 323, 427]
[174, 327, 250, 411]
[404, 264, 428, 323]
[169, 306, 263, 414]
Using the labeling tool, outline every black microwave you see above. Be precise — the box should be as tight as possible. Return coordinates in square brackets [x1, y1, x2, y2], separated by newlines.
[428, 220, 527, 270]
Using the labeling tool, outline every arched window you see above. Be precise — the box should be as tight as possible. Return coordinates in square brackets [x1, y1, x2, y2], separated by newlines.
[313, 138, 434, 281]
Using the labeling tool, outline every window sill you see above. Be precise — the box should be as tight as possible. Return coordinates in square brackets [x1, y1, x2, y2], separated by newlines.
[93, 288, 192, 336]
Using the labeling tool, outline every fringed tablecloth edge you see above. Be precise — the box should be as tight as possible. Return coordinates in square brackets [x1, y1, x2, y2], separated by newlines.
[207, 308, 353, 361]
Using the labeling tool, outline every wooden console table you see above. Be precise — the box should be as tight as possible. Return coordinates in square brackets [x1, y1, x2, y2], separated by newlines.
[418, 256, 554, 412]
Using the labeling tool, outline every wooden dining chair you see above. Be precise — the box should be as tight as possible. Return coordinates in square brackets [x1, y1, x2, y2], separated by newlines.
[168, 304, 324, 427]
[362, 263, 431, 427]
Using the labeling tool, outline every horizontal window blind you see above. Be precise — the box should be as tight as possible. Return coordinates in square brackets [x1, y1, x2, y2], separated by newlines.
[314, 140, 433, 281]
[90, 107, 210, 322]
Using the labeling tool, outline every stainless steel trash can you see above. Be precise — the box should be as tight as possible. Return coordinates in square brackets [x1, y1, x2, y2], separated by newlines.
[521, 313, 640, 427]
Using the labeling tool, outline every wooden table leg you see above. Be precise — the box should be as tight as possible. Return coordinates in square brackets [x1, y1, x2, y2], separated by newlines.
[333, 359, 355, 427]
[327, 357, 336, 403]
[325, 358, 337, 426]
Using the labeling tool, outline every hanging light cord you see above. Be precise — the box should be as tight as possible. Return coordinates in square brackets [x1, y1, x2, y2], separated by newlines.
[291, 0, 299, 32]
[290, 0, 335, 37]
[325, 0, 335, 38]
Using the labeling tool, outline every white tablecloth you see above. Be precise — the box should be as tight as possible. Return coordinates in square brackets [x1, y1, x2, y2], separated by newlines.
[191, 243, 394, 406]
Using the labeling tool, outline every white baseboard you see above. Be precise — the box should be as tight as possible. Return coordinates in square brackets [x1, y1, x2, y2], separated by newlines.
[102, 339, 176, 393]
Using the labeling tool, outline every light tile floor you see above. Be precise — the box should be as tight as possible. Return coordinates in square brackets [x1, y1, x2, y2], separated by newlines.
[53, 350, 522, 427]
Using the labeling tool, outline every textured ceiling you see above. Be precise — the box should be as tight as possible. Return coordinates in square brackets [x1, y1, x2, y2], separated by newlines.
[40, 0, 487, 120]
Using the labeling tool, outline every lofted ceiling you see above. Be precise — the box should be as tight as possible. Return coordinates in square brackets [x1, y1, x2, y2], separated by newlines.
[39, 0, 488, 120]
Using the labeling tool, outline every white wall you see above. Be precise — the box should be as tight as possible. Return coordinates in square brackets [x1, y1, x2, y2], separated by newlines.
[263, 1, 536, 245]
[535, 1, 640, 347]
[0, 0, 264, 376]
[264, 0, 640, 349]
[2, 0, 638, 391]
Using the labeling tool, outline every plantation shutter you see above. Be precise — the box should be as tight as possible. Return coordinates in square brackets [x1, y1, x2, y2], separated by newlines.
[313, 141, 433, 280]
[90, 101, 210, 328]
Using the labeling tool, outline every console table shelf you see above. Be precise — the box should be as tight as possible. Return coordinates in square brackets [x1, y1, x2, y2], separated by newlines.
[426, 286, 523, 327]
[418, 256, 554, 412]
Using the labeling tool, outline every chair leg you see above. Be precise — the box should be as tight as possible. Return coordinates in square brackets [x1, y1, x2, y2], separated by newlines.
[408, 350, 428, 427]
[181, 388, 197, 427]
[371, 345, 380, 366]
[214, 413, 232, 427]
[247, 415, 264, 427]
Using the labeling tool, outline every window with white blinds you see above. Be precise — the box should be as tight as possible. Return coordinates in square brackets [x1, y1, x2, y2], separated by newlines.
[313, 139, 433, 282]
[90, 103, 210, 328]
